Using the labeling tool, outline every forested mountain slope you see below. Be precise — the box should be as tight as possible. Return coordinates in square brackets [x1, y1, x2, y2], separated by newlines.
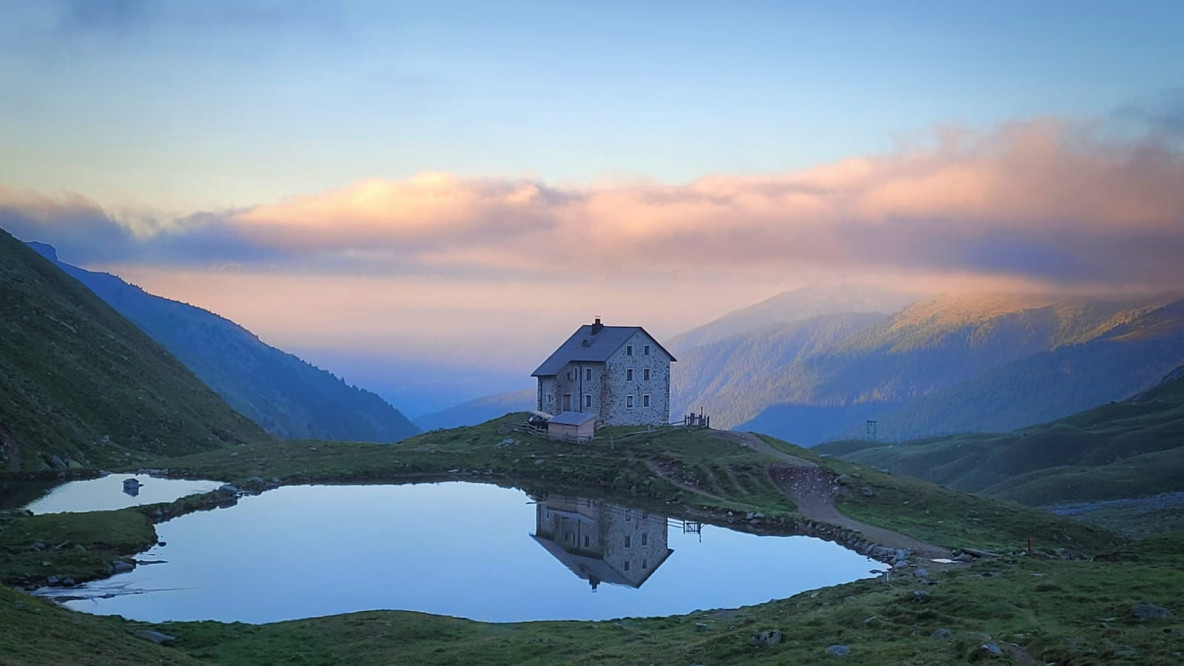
[673, 293, 1184, 444]
[0, 229, 267, 471]
[29, 243, 419, 443]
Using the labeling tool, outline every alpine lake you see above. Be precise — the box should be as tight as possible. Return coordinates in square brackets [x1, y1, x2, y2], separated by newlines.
[15, 476, 878, 624]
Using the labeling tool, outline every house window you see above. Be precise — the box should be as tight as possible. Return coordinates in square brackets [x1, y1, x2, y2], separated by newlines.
[643, 369, 650, 381]
[626, 395, 634, 408]
[566, 370, 572, 380]
[642, 394, 650, 408]
[624, 560, 630, 572]
[624, 535, 631, 548]
[644, 344, 651, 356]
[546, 394, 552, 404]
[583, 535, 589, 548]
[626, 369, 633, 381]
[641, 532, 648, 546]
[642, 558, 648, 569]
[625, 509, 633, 521]
[584, 394, 591, 407]
[585, 368, 592, 381]
[626, 345, 633, 356]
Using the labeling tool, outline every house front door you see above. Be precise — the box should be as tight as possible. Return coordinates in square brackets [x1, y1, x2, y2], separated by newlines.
[563, 393, 572, 411]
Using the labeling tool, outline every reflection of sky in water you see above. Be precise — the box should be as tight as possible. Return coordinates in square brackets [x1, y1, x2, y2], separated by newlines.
[23, 475, 224, 514]
[53, 482, 876, 624]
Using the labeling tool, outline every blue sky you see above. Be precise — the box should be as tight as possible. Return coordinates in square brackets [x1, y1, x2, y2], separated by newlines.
[2, 0, 1183, 391]
[3, 1, 1182, 212]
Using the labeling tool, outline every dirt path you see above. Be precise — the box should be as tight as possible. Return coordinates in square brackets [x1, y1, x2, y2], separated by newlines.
[713, 431, 951, 559]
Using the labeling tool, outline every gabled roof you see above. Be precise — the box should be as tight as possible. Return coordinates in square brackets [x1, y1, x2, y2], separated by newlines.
[532, 323, 677, 377]
[548, 411, 597, 426]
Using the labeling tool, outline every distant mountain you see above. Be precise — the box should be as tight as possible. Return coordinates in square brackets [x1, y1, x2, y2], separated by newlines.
[413, 388, 535, 431]
[668, 283, 917, 352]
[833, 306, 1184, 440]
[29, 243, 419, 443]
[0, 228, 267, 471]
[673, 292, 1184, 445]
[671, 312, 888, 428]
[816, 365, 1184, 507]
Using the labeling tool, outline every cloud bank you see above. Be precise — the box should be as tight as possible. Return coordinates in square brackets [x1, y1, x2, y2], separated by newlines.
[4, 119, 1184, 291]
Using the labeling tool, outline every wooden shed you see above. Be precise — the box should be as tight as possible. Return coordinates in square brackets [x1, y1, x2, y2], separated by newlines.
[547, 411, 597, 443]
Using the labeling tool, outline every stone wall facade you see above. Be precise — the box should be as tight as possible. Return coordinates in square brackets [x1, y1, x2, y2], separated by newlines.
[535, 329, 672, 426]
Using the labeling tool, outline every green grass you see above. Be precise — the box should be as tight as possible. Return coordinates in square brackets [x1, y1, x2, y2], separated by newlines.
[827, 461, 1123, 554]
[0, 585, 205, 666]
[0, 507, 157, 586]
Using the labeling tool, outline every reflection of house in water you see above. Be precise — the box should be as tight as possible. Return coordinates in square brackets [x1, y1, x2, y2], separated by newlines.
[532, 495, 673, 590]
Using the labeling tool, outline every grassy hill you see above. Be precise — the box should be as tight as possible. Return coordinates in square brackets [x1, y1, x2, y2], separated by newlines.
[29, 243, 419, 444]
[817, 366, 1184, 511]
[0, 228, 267, 471]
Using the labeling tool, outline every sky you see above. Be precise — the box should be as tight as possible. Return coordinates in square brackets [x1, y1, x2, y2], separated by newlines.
[2, 1, 1184, 409]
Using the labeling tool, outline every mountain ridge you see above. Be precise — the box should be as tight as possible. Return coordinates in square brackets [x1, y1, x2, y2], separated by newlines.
[28, 242, 419, 443]
[673, 291, 1184, 445]
[0, 228, 267, 471]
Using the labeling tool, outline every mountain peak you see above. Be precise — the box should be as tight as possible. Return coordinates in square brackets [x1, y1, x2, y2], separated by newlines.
[26, 241, 58, 263]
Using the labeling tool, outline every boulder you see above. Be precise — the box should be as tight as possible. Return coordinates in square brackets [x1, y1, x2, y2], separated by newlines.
[931, 628, 953, 640]
[1131, 603, 1172, 620]
[110, 560, 134, 573]
[826, 645, 851, 657]
[981, 643, 1004, 658]
[134, 630, 176, 644]
[748, 630, 782, 647]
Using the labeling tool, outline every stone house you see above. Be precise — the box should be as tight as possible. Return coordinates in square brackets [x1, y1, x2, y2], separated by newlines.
[532, 319, 676, 426]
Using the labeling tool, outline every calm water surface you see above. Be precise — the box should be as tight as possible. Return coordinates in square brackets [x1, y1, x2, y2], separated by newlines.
[22, 475, 224, 514]
[44, 482, 876, 623]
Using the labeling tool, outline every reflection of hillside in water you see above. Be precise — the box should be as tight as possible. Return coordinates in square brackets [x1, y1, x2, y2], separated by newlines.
[532, 495, 691, 590]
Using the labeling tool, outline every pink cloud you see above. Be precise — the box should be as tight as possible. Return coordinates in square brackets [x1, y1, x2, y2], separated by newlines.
[7, 118, 1184, 290]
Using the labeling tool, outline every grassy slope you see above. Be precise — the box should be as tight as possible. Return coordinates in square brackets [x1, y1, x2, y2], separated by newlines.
[0, 228, 267, 471]
[0, 508, 156, 586]
[818, 368, 1184, 508]
[0, 585, 205, 666]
